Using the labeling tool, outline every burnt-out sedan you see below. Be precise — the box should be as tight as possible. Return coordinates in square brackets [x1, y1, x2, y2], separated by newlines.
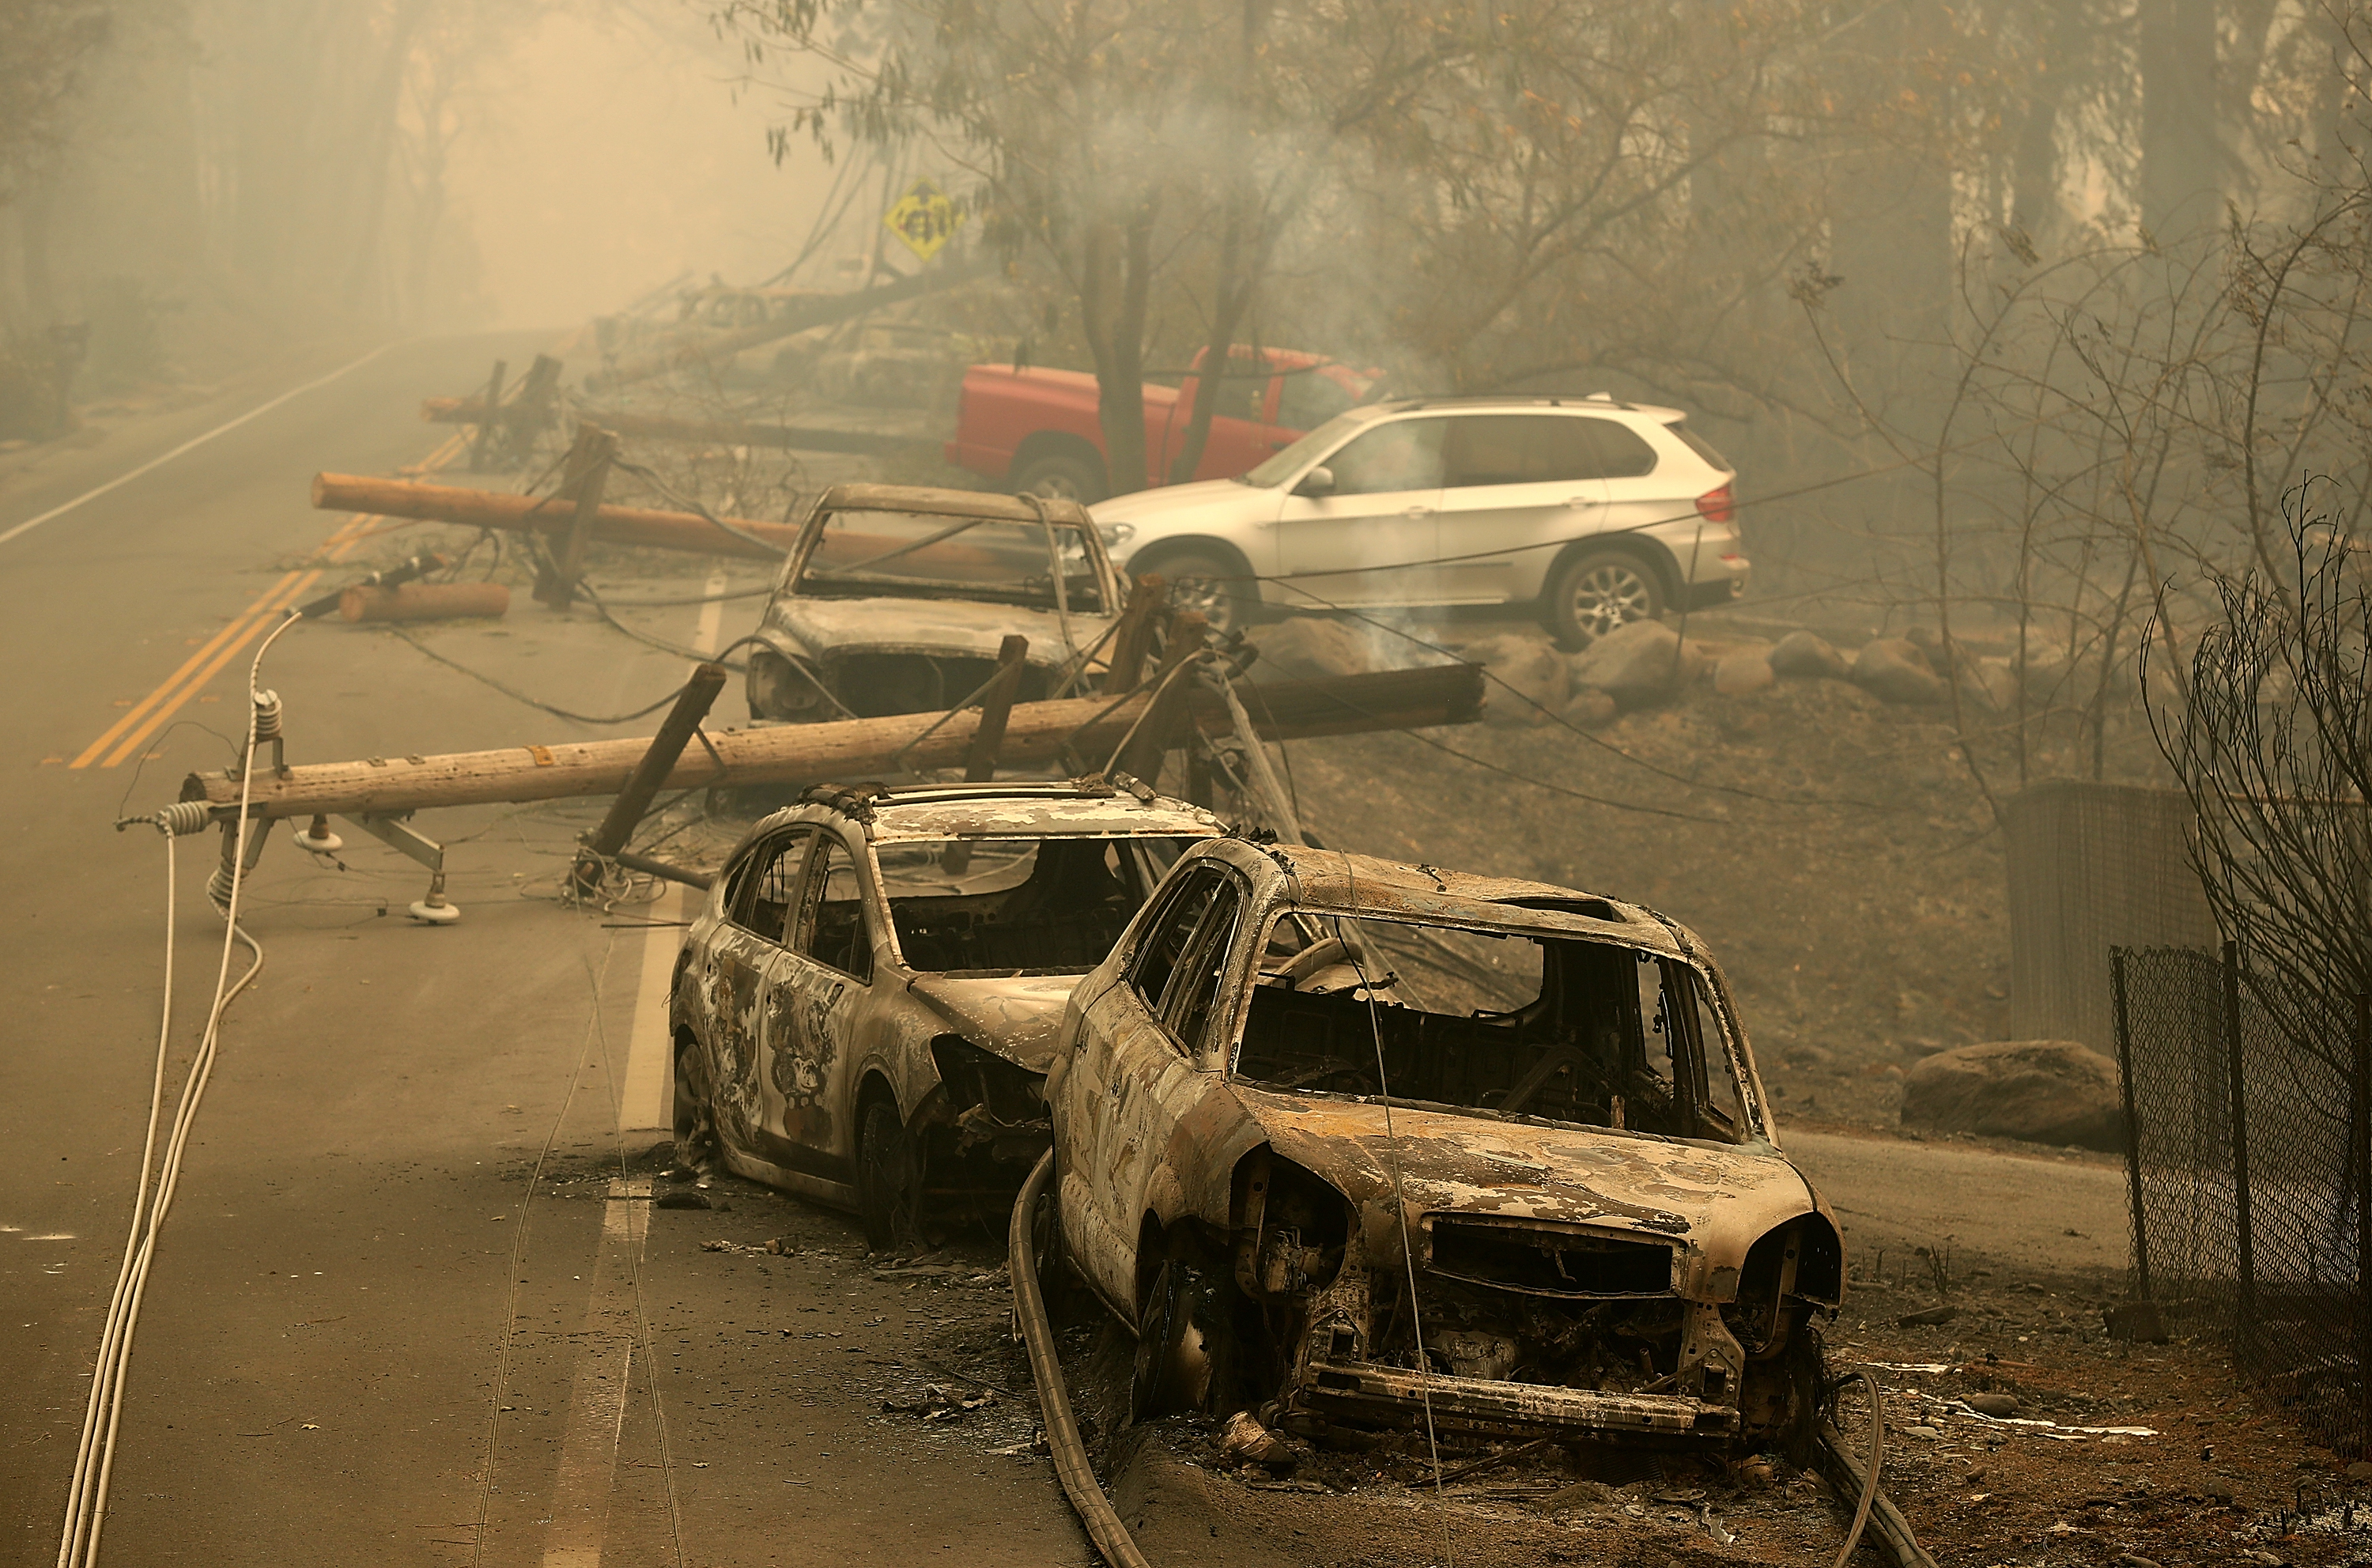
[671, 781, 1222, 1245]
[1042, 839, 1843, 1451]
[744, 483, 1123, 723]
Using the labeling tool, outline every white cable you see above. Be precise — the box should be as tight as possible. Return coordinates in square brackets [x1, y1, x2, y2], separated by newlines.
[58, 611, 296, 1568]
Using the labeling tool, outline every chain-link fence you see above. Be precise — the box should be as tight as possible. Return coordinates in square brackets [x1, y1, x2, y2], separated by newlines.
[2114, 943, 2372, 1450]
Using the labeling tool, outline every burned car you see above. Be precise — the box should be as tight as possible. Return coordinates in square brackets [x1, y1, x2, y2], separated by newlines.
[745, 483, 1124, 723]
[1042, 840, 1843, 1450]
[671, 781, 1222, 1245]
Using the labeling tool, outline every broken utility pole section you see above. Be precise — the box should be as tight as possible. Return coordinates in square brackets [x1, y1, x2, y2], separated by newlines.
[534, 425, 620, 606]
[312, 472, 797, 561]
[571, 662, 729, 895]
[178, 663, 1485, 822]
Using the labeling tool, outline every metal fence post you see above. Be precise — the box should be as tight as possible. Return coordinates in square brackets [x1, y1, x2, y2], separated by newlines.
[2223, 940, 2257, 1362]
[2355, 991, 2370, 1456]
[2112, 947, 2152, 1299]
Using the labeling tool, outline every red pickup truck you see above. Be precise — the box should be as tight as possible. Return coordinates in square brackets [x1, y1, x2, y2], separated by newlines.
[944, 347, 1378, 503]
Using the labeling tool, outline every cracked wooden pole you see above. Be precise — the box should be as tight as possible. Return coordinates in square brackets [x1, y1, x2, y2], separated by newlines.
[964, 636, 1030, 783]
[570, 662, 729, 895]
[534, 425, 618, 608]
[1101, 575, 1168, 695]
[1116, 610, 1207, 785]
[466, 360, 505, 470]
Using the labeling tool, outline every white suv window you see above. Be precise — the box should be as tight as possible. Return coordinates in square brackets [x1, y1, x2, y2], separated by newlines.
[1324, 418, 1449, 495]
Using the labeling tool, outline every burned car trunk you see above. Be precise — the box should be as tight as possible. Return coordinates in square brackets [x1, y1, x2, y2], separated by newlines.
[1046, 841, 1845, 1453]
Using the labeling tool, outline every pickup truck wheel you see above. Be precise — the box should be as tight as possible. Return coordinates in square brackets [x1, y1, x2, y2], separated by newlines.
[1140, 550, 1249, 635]
[856, 1099, 925, 1252]
[1544, 547, 1664, 650]
[1011, 452, 1108, 505]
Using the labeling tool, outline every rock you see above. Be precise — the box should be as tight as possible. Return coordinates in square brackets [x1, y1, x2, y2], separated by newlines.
[1850, 638, 1948, 705]
[1966, 656, 2019, 713]
[1898, 1305, 1957, 1327]
[2345, 1461, 2372, 1482]
[1547, 1479, 1618, 1509]
[1770, 629, 1849, 680]
[1782, 1043, 1834, 1070]
[1902, 1425, 1943, 1440]
[2104, 1299, 2170, 1343]
[1566, 619, 1710, 709]
[1713, 647, 1775, 696]
[1560, 687, 1618, 728]
[1463, 632, 1569, 726]
[2115, 1555, 2162, 1568]
[1901, 1040, 2126, 1150]
[1964, 1392, 2020, 1418]
[1249, 616, 1373, 681]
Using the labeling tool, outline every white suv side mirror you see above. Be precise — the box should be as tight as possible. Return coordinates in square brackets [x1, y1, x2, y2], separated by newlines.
[1293, 465, 1336, 498]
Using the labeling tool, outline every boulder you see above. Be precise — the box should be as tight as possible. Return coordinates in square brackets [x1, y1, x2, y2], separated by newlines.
[1899, 1040, 2125, 1150]
[1249, 616, 1373, 681]
[1561, 687, 1618, 728]
[1770, 629, 1850, 681]
[1713, 647, 1775, 697]
[1462, 632, 1569, 726]
[1851, 638, 1948, 705]
[1566, 619, 1711, 709]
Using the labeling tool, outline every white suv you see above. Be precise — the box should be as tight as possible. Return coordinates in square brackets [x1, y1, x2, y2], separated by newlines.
[1087, 394, 1744, 646]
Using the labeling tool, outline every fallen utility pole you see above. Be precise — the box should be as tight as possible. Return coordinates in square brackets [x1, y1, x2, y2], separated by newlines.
[179, 663, 1485, 822]
[582, 259, 992, 393]
[312, 472, 796, 561]
[420, 403, 920, 459]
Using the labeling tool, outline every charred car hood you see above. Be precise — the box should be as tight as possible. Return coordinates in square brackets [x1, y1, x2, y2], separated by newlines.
[907, 973, 1082, 1074]
[765, 596, 1117, 664]
[1229, 1086, 1818, 1245]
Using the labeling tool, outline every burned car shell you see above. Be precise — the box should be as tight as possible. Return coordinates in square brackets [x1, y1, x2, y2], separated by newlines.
[746, 483, 1124, 721]
[1044, 840, 1844, 1447]
[669, 783, 1222, 1236]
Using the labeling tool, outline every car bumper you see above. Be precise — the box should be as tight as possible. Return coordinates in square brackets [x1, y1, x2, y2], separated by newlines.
[1683, 554, 1749, 611]
[1286, 1358, 1743, 1441]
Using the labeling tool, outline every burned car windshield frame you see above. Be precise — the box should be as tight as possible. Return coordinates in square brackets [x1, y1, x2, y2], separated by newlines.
[788, 508, 1110, 613]
[1220, 906, 1759, 1146]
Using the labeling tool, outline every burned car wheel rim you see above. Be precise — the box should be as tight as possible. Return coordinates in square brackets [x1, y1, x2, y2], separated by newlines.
[856, 1100, 923, 1251]
[671, 1036, 721, 1178]
[1563, 561, 1656, 642]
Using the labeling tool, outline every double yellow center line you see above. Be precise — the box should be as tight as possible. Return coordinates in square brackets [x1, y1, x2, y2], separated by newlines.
[70, 431, 467, 771]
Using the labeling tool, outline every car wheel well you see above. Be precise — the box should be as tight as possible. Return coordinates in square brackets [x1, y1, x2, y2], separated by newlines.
[1127, 538, 1263, 618]
[1545, 535, 1681, 609]
[855, 1069, 900, 1123]
[1010, 433, 1108, 489]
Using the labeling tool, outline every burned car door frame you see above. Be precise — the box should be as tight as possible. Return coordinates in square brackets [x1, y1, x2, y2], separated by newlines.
[688, 823, 815, 1160]
[751, 827, 878, 1184]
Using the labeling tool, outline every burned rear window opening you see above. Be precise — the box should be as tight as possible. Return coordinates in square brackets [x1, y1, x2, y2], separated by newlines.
[1229, 913, 1751, 1143]
[874, 836, 1200, 977]
[792, 509, 1109, 613]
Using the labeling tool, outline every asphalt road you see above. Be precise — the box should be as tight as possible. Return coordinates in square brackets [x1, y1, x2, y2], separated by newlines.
[0, 333, 1085, 1568]
[0, 338, 2132, 1566]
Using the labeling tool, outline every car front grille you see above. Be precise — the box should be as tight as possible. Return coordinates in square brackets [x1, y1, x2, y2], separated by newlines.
[1424, 1216, 1676, 1298]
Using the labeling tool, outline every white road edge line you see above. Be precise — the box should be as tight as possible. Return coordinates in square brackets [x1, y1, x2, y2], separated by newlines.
[619, 885, 684, 1132]
[541, 1177, 653, 1568]
[0, 342, 395, 548]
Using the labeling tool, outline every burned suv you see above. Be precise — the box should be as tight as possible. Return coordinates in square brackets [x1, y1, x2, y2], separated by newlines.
[745, 484, 1124, 723]
[1043, 840, 1841, 1449]
[671, 781, 1222, 1245]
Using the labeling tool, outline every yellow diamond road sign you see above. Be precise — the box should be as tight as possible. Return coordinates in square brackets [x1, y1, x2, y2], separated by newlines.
[883, 178, 965, 263]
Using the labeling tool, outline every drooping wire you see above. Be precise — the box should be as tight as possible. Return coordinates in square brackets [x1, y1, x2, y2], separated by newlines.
[59, 610, 297, 1568]
[1328, 851, 1455, 1568]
